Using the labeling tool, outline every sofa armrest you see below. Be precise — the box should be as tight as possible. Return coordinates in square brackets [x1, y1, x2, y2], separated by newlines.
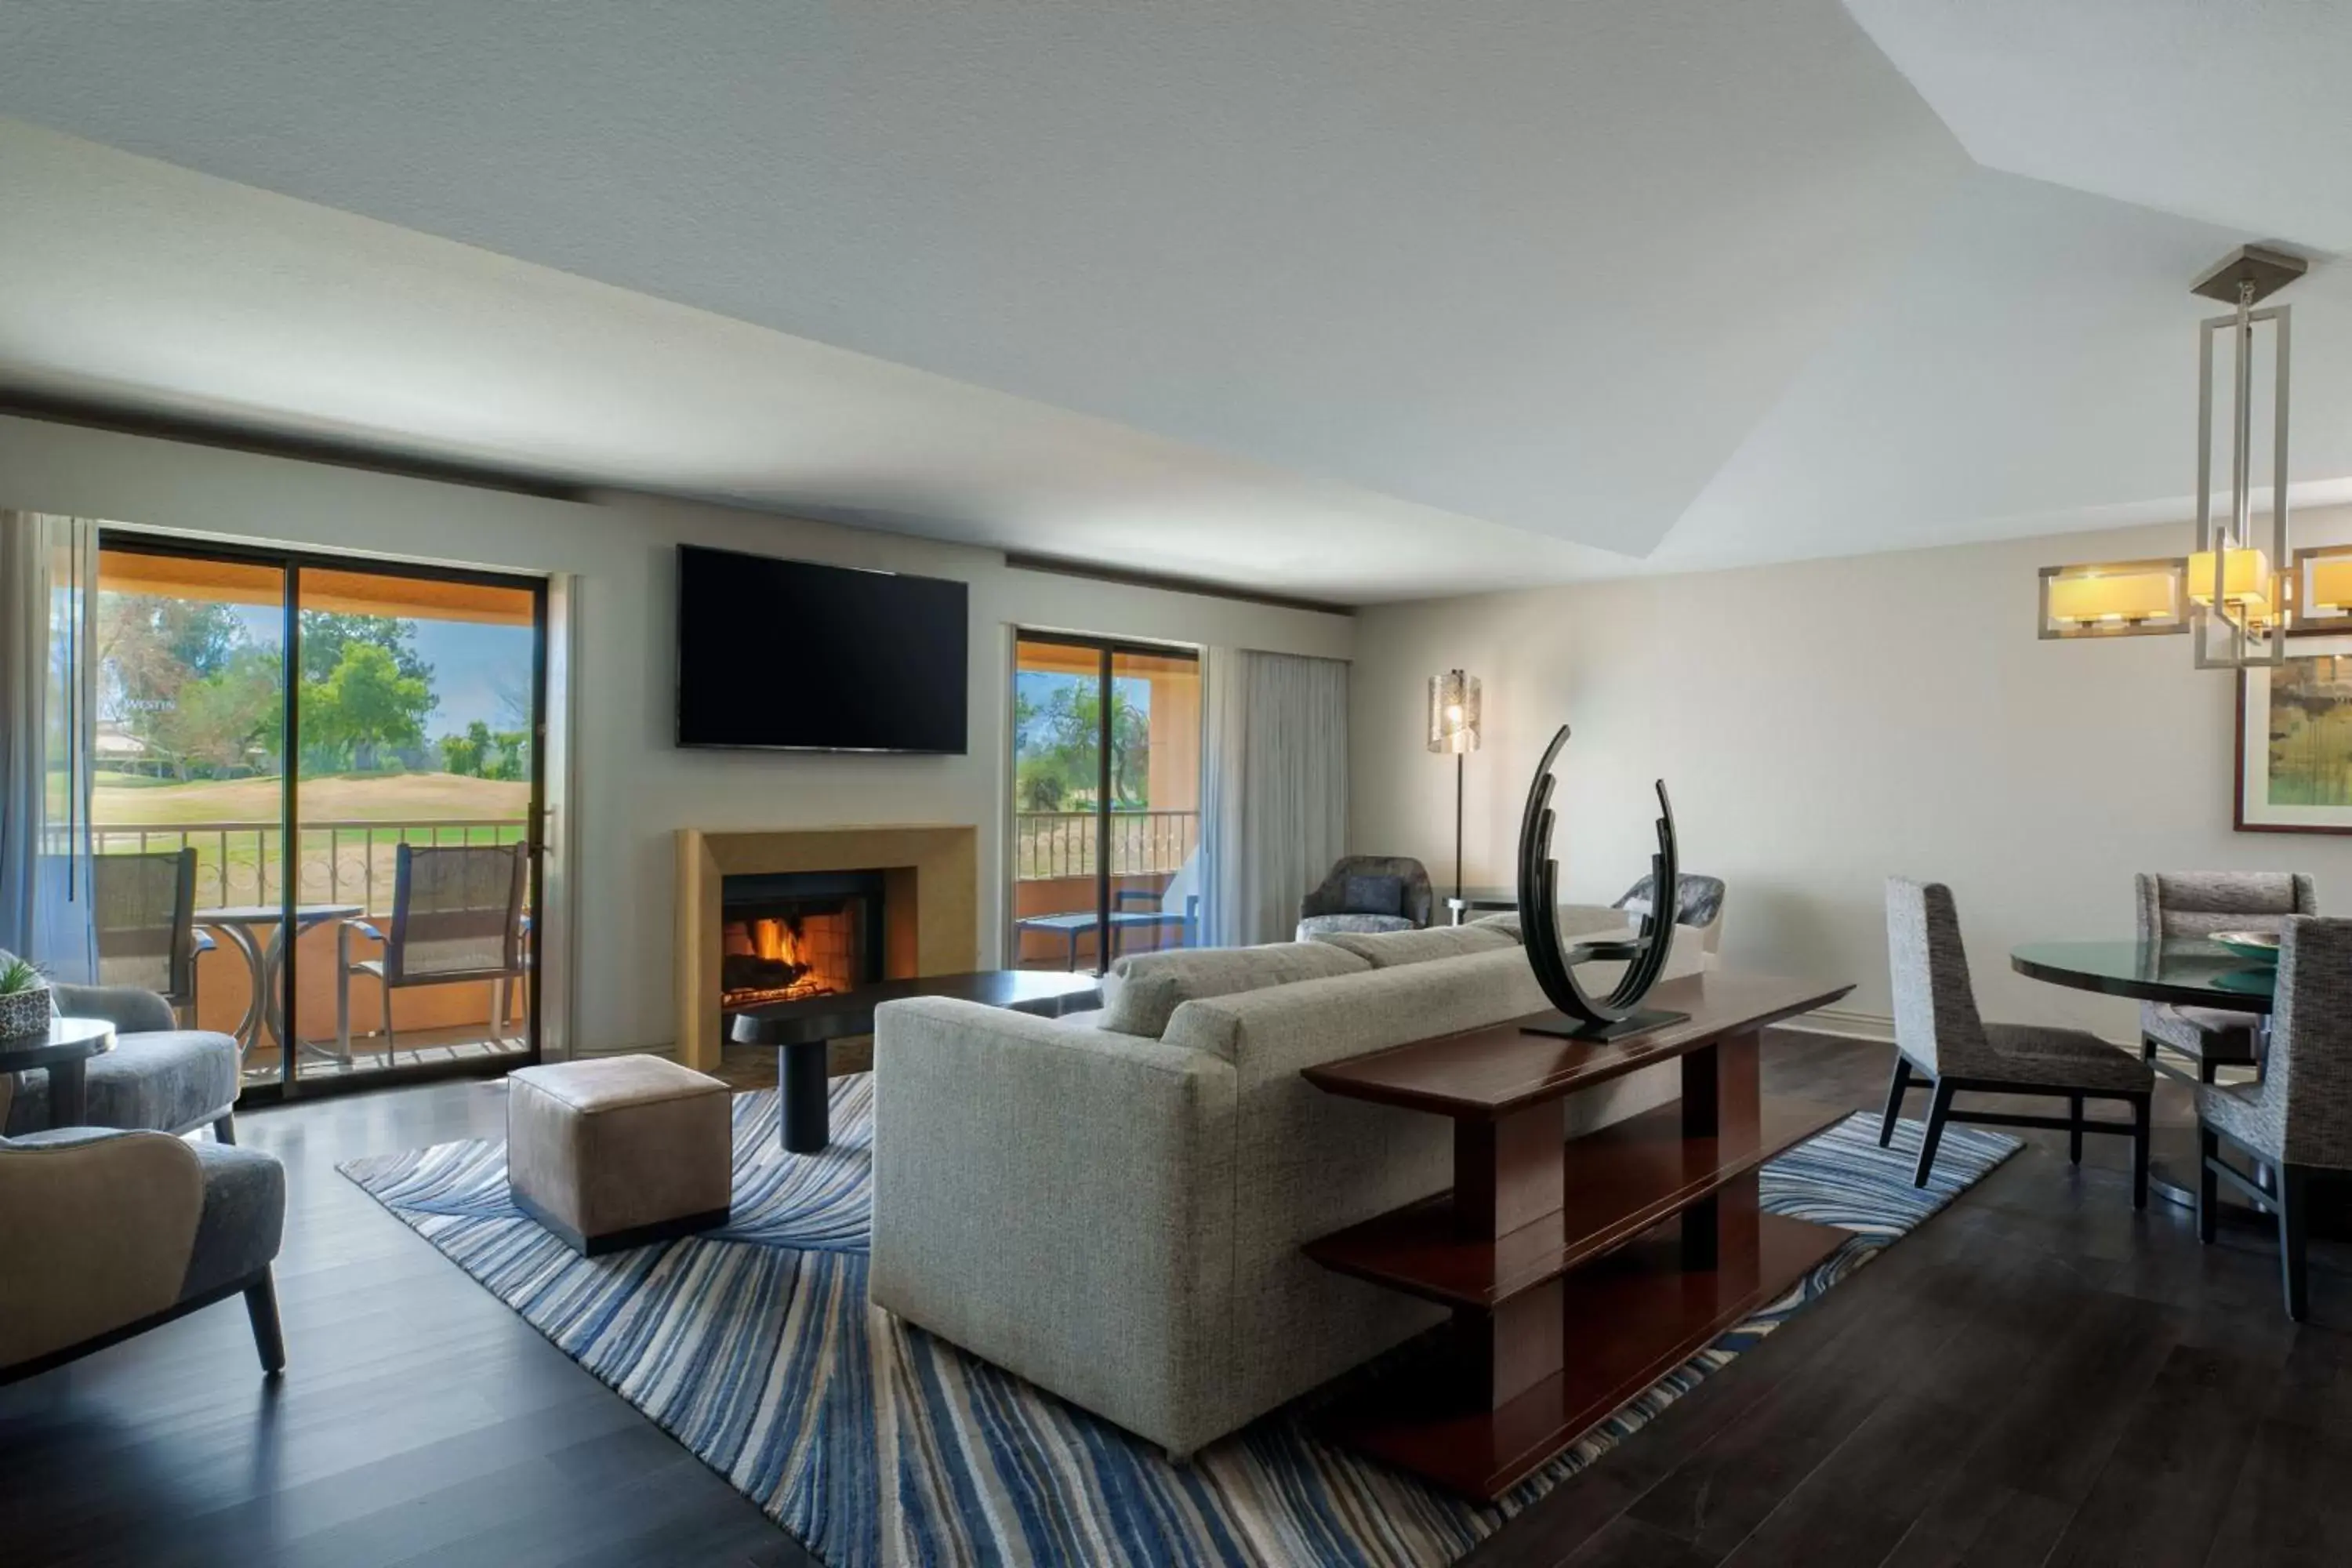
[869, 998, 1239, 1455]
[0, 1128, 205, 1370]
[49, 982, 176, 1036]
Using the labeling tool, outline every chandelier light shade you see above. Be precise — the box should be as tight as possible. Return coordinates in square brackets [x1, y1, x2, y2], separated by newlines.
[1427, 669, 1481, 755]
[2038, 244, 2307, 667]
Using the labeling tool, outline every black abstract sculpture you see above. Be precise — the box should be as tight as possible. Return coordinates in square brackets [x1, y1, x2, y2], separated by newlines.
[1515, 724, 1689, 1041]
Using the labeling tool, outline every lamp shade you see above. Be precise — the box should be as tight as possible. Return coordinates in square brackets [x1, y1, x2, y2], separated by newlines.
[1427, 670, 1480, 755]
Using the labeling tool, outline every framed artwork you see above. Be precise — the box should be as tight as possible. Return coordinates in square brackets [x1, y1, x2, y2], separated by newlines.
[2238, 634, 2352, 833]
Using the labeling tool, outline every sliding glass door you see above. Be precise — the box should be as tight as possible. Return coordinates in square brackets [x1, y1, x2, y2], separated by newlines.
[1011, 634, 1200, 974]
[93, 536, 546, 1100]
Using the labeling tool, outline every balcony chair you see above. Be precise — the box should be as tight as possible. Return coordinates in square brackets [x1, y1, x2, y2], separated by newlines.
[337, 842, 529, 1064]
[1882, 878, 2154, 1205]
[2197, 915, 2352, 1321]
[1112, 850, 1200, 953]
[1294, 855, 1434, 941]
[91, 847, 216, 1028]
[2138, 871, 2315, 1084]
[0, 1124, 285, 1385]
[0, 946, 241, 1143]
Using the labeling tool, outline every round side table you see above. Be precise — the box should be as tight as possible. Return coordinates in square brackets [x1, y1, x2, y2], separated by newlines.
[0, 1017, 118, 1129]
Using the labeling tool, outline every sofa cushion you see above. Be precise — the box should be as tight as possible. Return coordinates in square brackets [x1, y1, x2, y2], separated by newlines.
[4, 1030, 239, 1137]
[1309, 923, 1519, 968]
[1099, 942, 1370, 1039]
[1294, 913, 1415, 942]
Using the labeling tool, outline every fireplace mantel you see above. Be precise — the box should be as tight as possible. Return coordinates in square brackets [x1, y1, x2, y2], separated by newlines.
[674, 824, 978, 1069]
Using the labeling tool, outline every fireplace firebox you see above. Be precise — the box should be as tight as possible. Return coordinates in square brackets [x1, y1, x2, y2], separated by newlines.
[718, 869, 887, 1017]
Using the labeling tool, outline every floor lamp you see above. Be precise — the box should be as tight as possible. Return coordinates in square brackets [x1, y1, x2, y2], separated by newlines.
[1426, 669, 1481, 923]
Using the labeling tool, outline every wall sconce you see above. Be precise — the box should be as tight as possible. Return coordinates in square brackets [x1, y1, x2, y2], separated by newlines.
[2296, 545, 2352, 624]
[2038, 560, 2187, 639]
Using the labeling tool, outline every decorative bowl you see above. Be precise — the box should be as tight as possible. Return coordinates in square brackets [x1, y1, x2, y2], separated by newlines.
[0, 984, 53, 1040]
[2210, 931, 2282, 964]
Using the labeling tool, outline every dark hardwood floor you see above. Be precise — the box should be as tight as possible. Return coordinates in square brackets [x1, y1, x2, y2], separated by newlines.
[3, 1030, 2344, 1566]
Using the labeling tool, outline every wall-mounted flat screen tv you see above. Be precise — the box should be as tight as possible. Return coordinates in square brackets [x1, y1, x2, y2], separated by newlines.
[676, 544, 969, 753]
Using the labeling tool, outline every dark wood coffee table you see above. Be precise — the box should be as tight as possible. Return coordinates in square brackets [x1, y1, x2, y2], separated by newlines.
[729, 970, 1102, 1152]
[1300, 969, 1853, 1501]
[0, 1017, 118, 1129]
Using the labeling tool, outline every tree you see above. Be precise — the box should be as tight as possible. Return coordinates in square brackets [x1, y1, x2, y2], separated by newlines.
[151, 646, 281, 778]
[298, 612, 431, 688]
[307, 642, 431, 771]
[439, 720, 491, 778]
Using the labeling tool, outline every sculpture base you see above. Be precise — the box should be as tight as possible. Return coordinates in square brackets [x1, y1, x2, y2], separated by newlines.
[1519, 1008, 1690, 1043]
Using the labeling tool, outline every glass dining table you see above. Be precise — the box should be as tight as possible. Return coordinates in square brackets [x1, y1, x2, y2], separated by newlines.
[2009, 937, 2274, 1210]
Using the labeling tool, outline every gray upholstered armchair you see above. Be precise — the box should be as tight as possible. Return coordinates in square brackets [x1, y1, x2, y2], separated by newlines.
[1295, 855, 1435, 941]
[0, 1124, 285, 1385]
[2197, 915, 2352, 1321]
[0, 948, 241, 1142]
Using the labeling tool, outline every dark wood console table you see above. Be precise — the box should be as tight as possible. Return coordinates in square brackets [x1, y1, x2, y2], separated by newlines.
[730, 969, 1101, 1153]
[1300, 969, 1853, 1500]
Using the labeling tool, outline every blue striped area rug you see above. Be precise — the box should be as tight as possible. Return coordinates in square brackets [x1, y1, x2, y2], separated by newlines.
[339, 1078, 2015, 1566]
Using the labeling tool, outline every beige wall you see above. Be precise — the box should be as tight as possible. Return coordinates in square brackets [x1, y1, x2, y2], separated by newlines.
[1352, 511, 2352, 1043]
[1, 413, 1352, 1054]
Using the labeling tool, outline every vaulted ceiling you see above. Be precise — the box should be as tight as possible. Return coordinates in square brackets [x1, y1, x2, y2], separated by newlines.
[0, 2, 2343, 601]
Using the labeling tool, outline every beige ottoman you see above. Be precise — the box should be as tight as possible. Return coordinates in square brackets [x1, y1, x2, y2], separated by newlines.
[507, 1056, 732, 1256]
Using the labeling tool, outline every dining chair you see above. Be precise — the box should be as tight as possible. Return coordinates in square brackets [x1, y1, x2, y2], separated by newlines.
[1882, 878, 2154, 1204]
[336, 842, 529, 1064]
[2137, 872, 2314, 1084]
[91, 847, 216, 1028]
[2197, 915, 2352, 1321]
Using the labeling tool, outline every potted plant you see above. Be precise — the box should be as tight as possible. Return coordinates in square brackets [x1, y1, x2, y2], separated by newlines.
[0, 955, 53, 1040]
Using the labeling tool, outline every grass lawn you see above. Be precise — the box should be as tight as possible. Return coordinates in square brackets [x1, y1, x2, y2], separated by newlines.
[94, 771, 531, 826]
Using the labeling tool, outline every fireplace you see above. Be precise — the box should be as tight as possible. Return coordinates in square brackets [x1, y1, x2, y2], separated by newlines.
[718, 869, 887, 1015]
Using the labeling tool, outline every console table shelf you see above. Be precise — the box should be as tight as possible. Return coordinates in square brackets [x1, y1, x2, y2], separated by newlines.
[1319, 1208, 1846, 1500]
[1304, 1095, 1848, 1310]
[1299, 970, 1853, 1501]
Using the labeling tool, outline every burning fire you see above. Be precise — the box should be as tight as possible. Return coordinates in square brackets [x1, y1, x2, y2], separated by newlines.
[721, 915, 844, 1008]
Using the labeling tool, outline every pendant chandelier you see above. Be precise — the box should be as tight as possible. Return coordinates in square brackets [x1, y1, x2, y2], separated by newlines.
[2039, 244, 2337, 667]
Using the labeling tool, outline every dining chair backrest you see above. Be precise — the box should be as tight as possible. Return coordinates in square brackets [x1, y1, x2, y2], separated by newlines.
[1885, 877, 1992, 1077]
[2242, 916, 2352, 1169]
[91, 848, 199, 1004]
[2136, 872, 2316, 942]
[384, 843, 528, 986]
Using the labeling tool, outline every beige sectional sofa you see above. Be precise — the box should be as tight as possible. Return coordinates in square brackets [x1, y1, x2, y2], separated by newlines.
[868, 916, 1689, 1457]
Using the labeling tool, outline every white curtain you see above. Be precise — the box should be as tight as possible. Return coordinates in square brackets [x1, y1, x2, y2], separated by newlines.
[1198, 648, 1349, 948]
[0, 511, 99, 979]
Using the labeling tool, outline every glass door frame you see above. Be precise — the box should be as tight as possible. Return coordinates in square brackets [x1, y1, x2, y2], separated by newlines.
[97, 528, 551, 1105]
[1006, 630, 1200, 977]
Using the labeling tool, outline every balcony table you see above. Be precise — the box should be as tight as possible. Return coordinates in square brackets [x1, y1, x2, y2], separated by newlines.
[194, 902, 367, 1065]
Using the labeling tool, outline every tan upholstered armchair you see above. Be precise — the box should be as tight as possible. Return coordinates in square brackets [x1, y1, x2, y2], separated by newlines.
[0, 1125, 286, 1385]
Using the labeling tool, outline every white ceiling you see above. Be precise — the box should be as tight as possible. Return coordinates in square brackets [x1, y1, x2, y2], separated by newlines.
[0, 2, 2343, 603]
[0, 0, 1962, 567]
[1655, 168, 2352, 571]
[1845, 0, 2352, 251]
[0, 118, 1617, 604]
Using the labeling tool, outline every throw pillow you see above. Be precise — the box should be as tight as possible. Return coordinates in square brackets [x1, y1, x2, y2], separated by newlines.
[1342, 873, 1406, 917]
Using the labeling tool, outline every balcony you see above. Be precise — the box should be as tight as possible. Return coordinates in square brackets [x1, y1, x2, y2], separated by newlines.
[1012, 808, 1196, 969]
[95, 816, 530, 1081]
